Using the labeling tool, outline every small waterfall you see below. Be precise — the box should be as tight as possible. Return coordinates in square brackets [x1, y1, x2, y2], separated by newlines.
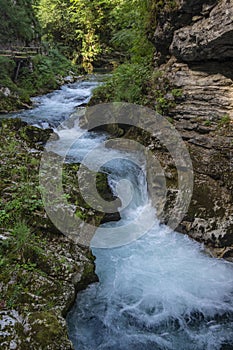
[67, 151, 233, 350]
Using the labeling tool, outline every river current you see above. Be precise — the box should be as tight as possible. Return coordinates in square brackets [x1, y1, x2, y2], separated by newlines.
[6, 76, 233, 350]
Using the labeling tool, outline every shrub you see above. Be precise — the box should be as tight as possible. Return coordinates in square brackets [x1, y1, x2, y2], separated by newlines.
[18, 48, 75, 94]
[218, 114, 231, 127]
[92, 61, 151, 104]
[0, 57, 16, 80]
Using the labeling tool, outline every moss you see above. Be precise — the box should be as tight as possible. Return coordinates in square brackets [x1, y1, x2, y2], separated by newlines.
[0, 118, 99, 348]
[62, 163, 115, 225]
[204, 120, 212, 126]
[19, 125, 53, 145]
[96, 172, 115, 201]
[0, 92, 30, 112]
[218, 114, 231, 128]
[187, 180, 226, 221]
[75, 262, 98, 293]
[29, 311, 68, 347]
[147, 0, 178, 35]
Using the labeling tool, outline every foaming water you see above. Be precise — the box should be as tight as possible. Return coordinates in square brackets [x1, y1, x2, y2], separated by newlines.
[67, 159, 233, 350]
[69, 227, 233, 350]
[0, 77, 100, 128]
[62, 80, 233, 350]
[5, 75, 233, 349]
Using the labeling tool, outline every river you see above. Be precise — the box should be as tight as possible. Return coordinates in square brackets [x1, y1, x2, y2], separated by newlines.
[5, 76, 233, 350]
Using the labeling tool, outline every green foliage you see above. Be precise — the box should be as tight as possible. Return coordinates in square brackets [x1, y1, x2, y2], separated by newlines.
[0, 2, 77, 111]
[93, 61, 151, 104]
[155, 96, 174, 114]
[11, 221, 31, 252]
[204, 120, 212, 126]
[0, 57, 22, 111]
[17, 48, 74, 94]
[171, 88, 183, 98]
[70, 0, 115, 72]
[166, 117, 174, 124]
[1, 181, 42, 226]
[147, 0, 178, 35]
[0, 0, 157, 106]
[35, 0, 154, 72]
[0, 48, 75, 112]
[35, 0, 74, 51]
[0, 209, 9, 224]
[0, 121, 99, 324]
[0, 57, 16, 80]
[62, 163, 111, 225]
[110, 0, 154, 62]
[89, 0, 155, 104]
[0, 0, 159, 110]
[0, 225, 49, 308]
[36, 0, 117, 72]
[144, 70, 184, 114]
[0, 0, 40, 44]
[93, 62, 182, 114]
[218, 114, 231, 127]
[0, 126, 43, 228]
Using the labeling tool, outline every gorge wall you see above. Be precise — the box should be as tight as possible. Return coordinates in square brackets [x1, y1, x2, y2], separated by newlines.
[149, 0, 233, 259]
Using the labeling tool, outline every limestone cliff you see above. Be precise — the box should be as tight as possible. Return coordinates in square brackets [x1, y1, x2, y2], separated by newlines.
[150, 0, 233, 258]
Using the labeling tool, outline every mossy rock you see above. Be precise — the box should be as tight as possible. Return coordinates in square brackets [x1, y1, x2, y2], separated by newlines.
[28, 311, 72, 349]
[19, 125, 55, 146]
[0, 117, 27, 131]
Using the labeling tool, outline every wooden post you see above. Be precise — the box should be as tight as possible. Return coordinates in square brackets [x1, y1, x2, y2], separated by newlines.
[14, 60, 22, 81]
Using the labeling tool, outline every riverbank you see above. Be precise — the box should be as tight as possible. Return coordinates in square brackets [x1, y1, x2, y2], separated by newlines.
[0, 49, 80, 114]
[0, 118, 114, 349]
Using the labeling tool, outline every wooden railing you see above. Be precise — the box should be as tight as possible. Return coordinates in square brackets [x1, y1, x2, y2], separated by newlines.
[0, 46, 42, 59]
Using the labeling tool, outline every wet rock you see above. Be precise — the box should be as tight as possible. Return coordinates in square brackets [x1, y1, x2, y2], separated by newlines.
[101, 211, 121, 224]
[0, 87, 11, 97]
[0, 118, 27, 131]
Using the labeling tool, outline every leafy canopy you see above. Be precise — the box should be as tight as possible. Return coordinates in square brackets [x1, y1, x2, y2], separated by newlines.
[35, 0, 154, 72]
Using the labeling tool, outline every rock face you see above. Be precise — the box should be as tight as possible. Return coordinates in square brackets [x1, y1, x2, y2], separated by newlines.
[171, 0, 233, 62]
[0, 235, 97, 350]
[0, 120, 105, 349]
[152, 0, 233, 119]
[150, 0, 233, 258]
[151, 0, 217, 63]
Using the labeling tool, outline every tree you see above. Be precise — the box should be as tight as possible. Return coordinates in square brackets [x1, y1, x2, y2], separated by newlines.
[36, 0, 117, 72]
[110, 0, 154, 63]
[0, 0, 40, 47]
[35, 0, 74, 55]
[35, 0, 154, 72]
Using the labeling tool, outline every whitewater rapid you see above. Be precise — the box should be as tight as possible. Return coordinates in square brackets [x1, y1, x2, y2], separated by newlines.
[6, 76, 233, 350]
[66, 152, 233, 350]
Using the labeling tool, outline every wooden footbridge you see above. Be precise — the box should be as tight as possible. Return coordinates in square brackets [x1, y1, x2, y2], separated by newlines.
[0, 46, 42, 59]
[0, 46, 43, 80]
